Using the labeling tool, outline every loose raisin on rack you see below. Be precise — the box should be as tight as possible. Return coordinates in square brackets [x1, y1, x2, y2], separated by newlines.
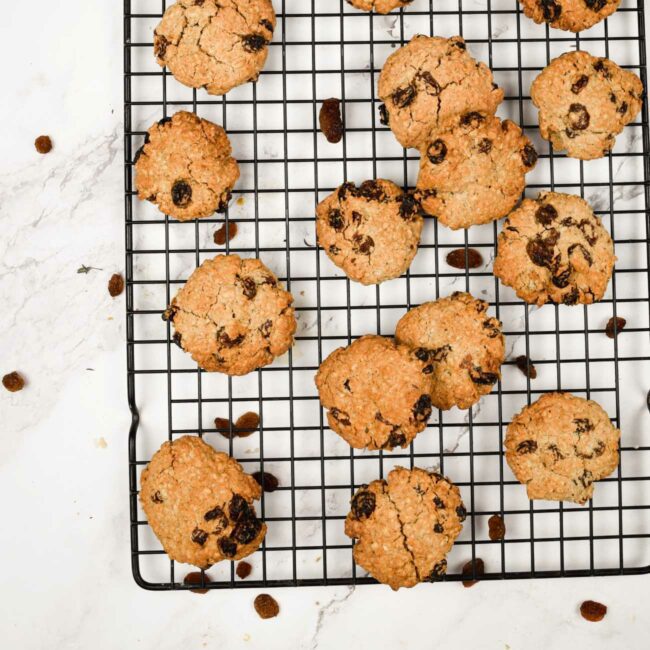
[214, 221, 238, 245]
[488, 514, 506, 541]
[241, 34, 268, 53]
[183, 571, 211, 594]
[461, 558, 485, 588]
[215, 417, 234, 438]
[171, 180, 192, 208]
[351, 490, 376, 520]
[252, 471, 279, 492]
[605, 316, 626, 339]
[235, 411, 260, 436]
[446, 248, 483, 269]
[2, 371, 25, 393]
[254, 594, 280, 619]
[515, 355, 538, 379]
[580, 600, 607, 622]
[237, 561, 253, 579]
[319, 98, 344, 144]
[35, 135, 53, 154]
[108, 273, 125, 297]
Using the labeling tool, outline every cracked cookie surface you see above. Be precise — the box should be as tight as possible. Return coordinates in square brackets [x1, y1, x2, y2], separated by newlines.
[345, 466, 465, 590]
[154, 0, 276, 96]
[140, 435, 266, 567]
[378, 35, 504, 149]
[315, 336, 435, 451]
[346, 0, 413, 12]
[316, 179, 424, 285]
[519, 0, 620, 33]
[505, 392, 620, 504]
[493, 192, 615, 306]
[531, 50, 643, 160]
[396, 292, 505, 411]
[416, 114, 537, 230]
[135, 111, 240, 221]
[164, 254, 296, 375]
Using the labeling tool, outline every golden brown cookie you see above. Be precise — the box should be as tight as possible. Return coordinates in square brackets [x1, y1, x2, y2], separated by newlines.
[493, 192, 615, 306]
[378, 35, 504, 149]
[504, 392, 620, 504]
[154, 0, 276, 96]
[519, 0, 620, 33]
[344, 466, 466, 590]
[346, 0, 413, 12]
[315, 180, 424, 285]
[140, 435, 266, 567]
[531, 50, 643, 160]
[164, 254, 296, 375]
[134, 111, 240, 221]
[315, 336, 435, 451]
[416, 114, 537, 230]
[395, 292, 505, 411]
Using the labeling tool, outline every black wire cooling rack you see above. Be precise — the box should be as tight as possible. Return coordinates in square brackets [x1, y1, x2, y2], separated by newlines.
[125, 0, 650, 590]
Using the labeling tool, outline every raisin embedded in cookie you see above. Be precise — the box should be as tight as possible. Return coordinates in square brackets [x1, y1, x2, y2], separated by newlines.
[140, 435, 266, 567]
[316, 179, 424, 285]
[345, 466, 465, 590]
[346, 0, 413, 13]
[395, 292, 505, 411]
[416, 115, 537, 230]
[531, 50, 643, 160]
[154, 0, 276, 96]
[135, 111, 240, 221]
[505, 392, 620, 504]
[164, 254, 296, 375]
[493, 192, 615, 306]
[378, 35, 504, 149]
[315, 336, 435, 451]
[519, 0, 620, 33]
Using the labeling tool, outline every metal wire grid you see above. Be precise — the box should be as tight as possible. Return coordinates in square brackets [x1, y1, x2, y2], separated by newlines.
[125, 0, 650, 590]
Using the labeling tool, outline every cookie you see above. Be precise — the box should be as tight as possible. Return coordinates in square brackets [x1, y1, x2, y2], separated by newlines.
[346, 0, 413, 12]
[154, 0, 276, 96]
[531, 50, 643, 160]
[164, 254, 296, 375]
[140, 435, 266, 567]
[315, 336, 434, 451]
[416, 115, 537, 230]
[344, 466, 465, 590]
[504, 392, 620, 504]
[135, 111, 240, 221]
[395, 292, 505, 411]
[519, 0, 620, 33]
[315, 180, 424, 285]
[378, 35, 504, 149]
[493, 192, 615, 306]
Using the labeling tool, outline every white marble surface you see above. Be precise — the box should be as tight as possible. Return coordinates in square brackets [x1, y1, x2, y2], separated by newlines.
[1, 1, 649, 648]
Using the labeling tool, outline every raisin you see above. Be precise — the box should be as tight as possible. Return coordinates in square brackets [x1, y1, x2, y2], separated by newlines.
[216, 192, 232, 213]
[252, 471, 279, 492]
[585, 0, 606, 10]
[133, 146, 144, 165]
[352, 234, 374, 255]
[526, 237, 555, 268]
[358, 180, 385, 201]
[427, 139, 448, 164]
[417, 71, 441, 96]
[605, 316, 626, 339]
[319, 98, 344, 144]
[235, 411, 260, 436]
[35, 135, 53, 154]
[399, 193, 422, 221]
[478, 138, 493, 154]
[328, 209, 345, 231]
[385, 431, 407, 448]
[233, 517, 263, 544]
[535, 204, 558, 225]
[171, 180, 192, 208]
[461, 558, 485, 588]
[154, 35, 169, 59]
[330, 408, 351, 426]
[434, 496, 445, 508]
[379, 103, 389, 126]
[218, 536, 238, 558]
[191, 528, 209, 546]
[488, 515, 506, 541]
[617, 102, 629, 115]
[517, 440, 538, 454]
[540, 0, 562, 21]
[461, 112, 484, 127]
[239, 277, 257, 299]
[547, 444, 564, 462]
[108, 273, 125, 297]
[471, 369, 499, 385]
[343, 378, 351, 391]
[574, 418, 594, 433]
[580, 600, 607, 622]
[515, 355, 537, 379]
[151, 490, 164, 504]
[446, 248, 483, 269]
[214, 221, 238, 245]
[242, 34, 267, 53]
[426, 560, 448, 582]
[158, 116, 172, 127]
[571, 75, 589, 94]
[260, 18, 274, 32]
[392, 84, 417, 108]
[483, 319, 501, 339]
[2, 371, 25, 393]
[172, 332, 183, 348]
[595, 60, 613, 79]
[260, 320, 273, 338]
[183, 571, 211, 594]
[215, 417, 234, 437]
[236, 561, 253, 579]
[456, 504, 467, 522]
[412, 394, 432, 422]
[204, 506, 228, 533]
[521, 144, 538, 168]
[433, 523, 444, 533]
[569, 104, 590, 130]
[229, 495, 251, 522]
[351, 490, 376, 519]
[254, 594, 280, 619]
[563, 288, 580, 305]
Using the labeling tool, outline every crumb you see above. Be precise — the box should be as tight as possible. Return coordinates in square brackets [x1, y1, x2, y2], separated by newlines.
[35, 135, 53, 154]
[95, 437, 108, 449]
[243, 634, 251, 642]
[236, 561, 252, 580]
[237, 197, 245, 206]
[488, 514, 506, 541]
[254, 594, 280, 619]
[108, 273, 125, 297]
[580, 600, 607, 622]
[2, 371, 25, 393]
